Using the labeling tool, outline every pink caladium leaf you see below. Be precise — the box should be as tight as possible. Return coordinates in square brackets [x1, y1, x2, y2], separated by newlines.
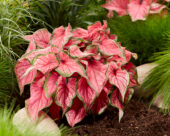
[56, 51, 87, 77]
[26, 73, 52, 121]
[102, 0, 129, 16]
[85, 45, 101, 60]
[49, 101, 61, 121]
[22, 35, 33, 41]
[107, 10, 114, 18]
[44, 71, 59, 97]
[66, 97, 86, 127]
[88, 21, 107, 34]
[23, 29, 51, 48]
[123, 62, 138, 87]
[86, 58, 108, 94]
[20, 46, 59, 62]
[128, 0, 152, 21]
[22, 35, 36, 53]
[109, 34, 117, 40]
[110, 88, 124, 109]
[88, 21, 107, 41]
[124, 88, 134, 104]
[93, 36, 121, 56]
[77, 77, 96, 110]
[149, 2, 166, 14]
[107, 55, 126, 64]
[52, 24, 72, 49]
[26, 41, 36, 53]
[65, 39, 81, 49]
[123, 48, 138, 62]
[110, 88, 124, 121]
[32, 53, 59, 74]
[15, 59, 37, 94]
[55, 77, 77, 114]
[73, 28, 88, 39]
[69, 45, 94, 58]
[103, 82, 113, 95]
[107, 62, 130, 100]
[32, 29, 51, 48]
[91, 90, 109, 114]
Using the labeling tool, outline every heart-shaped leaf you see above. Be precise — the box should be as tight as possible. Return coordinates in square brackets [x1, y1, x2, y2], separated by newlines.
[55, 77, 77, 114]
[110, 88, 124, 121]
[107, 62, 129, 100]
[128, 0, 151, 21]
[56, 51, 87, 77]
[86, 59, 107, 94]
[77, 77, 96, 110]
[33, 53, 59, 74]
[69, 45, 93, 58]
[44, 71, 59, 97]
[73, 28, 88, 39]
[15, 59, 37, 94]
[66, 97, 86, 127]
[26, 73, 52, 121]
[91, 90, 109, 114]
[52, 24, 72, 49]
[20, 46, 59, 62]
[123, 62, 138, 87]
[93, 37, 121, 56]
[102, 0, 129, 16]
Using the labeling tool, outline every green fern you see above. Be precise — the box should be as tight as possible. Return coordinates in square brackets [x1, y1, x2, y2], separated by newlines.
[141, 32, 170, 113]
[108, 15, 170, 66]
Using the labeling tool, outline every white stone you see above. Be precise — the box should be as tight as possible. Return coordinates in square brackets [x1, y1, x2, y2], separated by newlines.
[153, 95, 169, 110]
[136, 63, 169, 110]
[136, 63, 157, 84]
[13, 108, 61, 136]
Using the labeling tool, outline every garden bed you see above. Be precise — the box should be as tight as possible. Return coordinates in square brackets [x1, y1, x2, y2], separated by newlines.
[70, 97, 170, 136]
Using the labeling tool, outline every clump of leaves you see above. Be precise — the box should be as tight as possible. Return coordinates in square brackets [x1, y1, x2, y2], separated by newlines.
[141, 32, 170, 113]
[28, 0, 87, 29]
[102, 0, 169, 21]
[28, 0, 107, 29]
[15, 21, 138, 127]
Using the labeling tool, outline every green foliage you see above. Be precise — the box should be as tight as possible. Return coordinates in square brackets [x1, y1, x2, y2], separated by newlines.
[28, 0, 106, 29]
[0, 105, 76, 136]
[108, 15, 170, 66]
[0, 0, 48, 108]
[0, 0, 23, 108]
[74, 0, 107, 28]
[141, 32, 170, 113]
[0, 59, 17, 107]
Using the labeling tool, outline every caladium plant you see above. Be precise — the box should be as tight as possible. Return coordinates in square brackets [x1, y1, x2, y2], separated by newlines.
[15, 21, 138, 127]
[102, 0, 169, 21]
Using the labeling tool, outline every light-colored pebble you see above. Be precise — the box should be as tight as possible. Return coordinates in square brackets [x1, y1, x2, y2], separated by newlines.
[136, 63, 169, 110]
[136, 63, 157, 84]
[13, 108, 61, 136]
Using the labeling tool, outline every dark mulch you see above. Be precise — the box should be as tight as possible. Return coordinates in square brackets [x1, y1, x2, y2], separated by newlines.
[70, 98, 170, 136]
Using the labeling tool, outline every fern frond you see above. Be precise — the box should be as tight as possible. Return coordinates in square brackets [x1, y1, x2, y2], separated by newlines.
[108, 15, 170, 65]
[141, 32, 170, 113]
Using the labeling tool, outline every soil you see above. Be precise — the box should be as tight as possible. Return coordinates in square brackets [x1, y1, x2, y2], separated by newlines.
[70, 97, 170, 136]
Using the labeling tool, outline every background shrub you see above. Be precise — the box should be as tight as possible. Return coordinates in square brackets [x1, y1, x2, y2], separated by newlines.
[108, 15, 170, 65]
